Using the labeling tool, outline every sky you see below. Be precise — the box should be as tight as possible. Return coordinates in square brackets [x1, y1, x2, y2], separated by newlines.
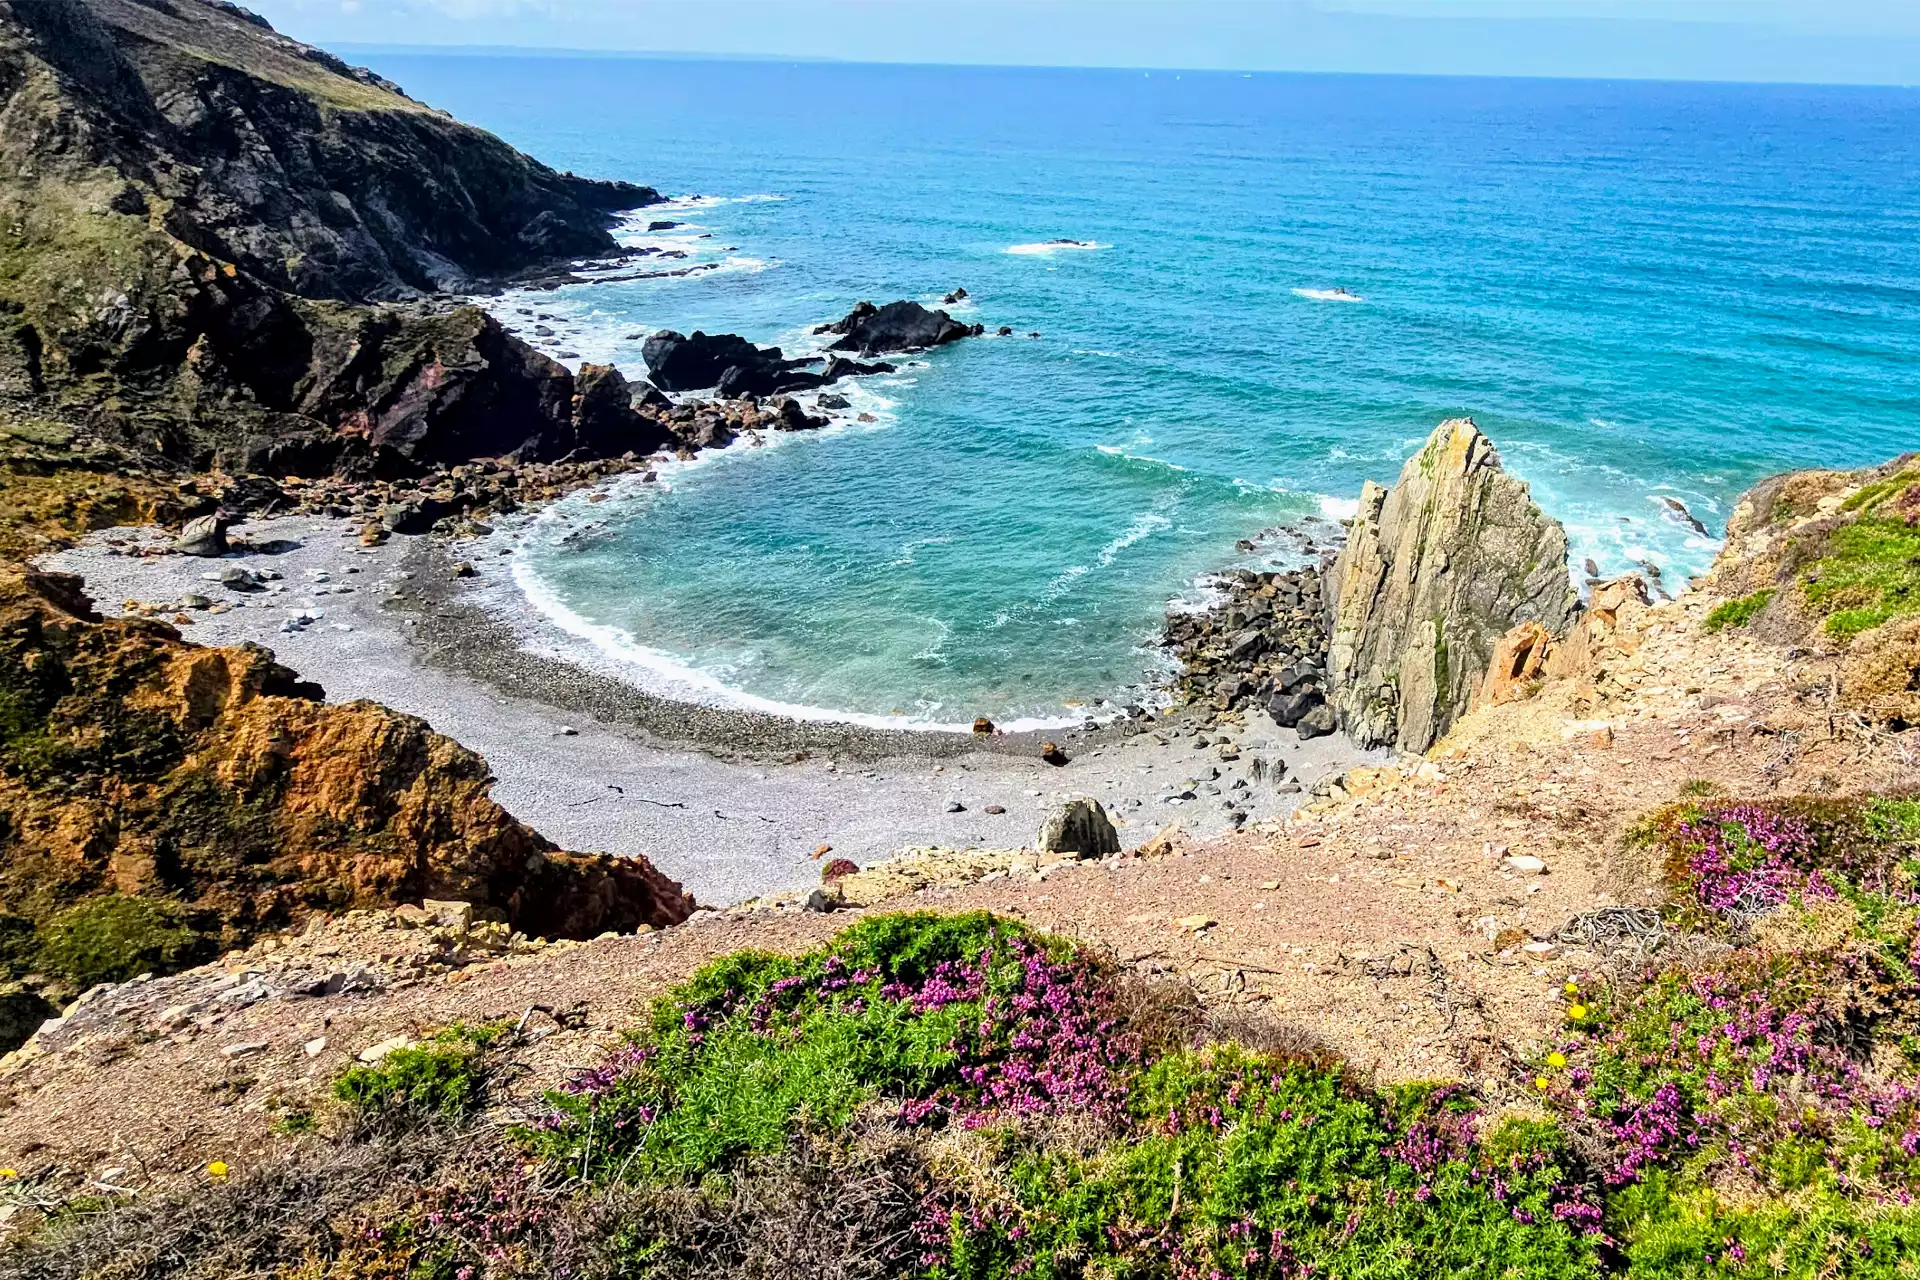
[247, 0, 1920, 85]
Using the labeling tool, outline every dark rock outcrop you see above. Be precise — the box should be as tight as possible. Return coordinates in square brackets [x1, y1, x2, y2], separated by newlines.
[641, 331, 826, 397]
[818, 300, 984, 356]
[1326, 419, 1578, 753]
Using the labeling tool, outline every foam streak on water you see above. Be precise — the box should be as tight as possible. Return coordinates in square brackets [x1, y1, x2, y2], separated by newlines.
[363, 57, 1920, 726]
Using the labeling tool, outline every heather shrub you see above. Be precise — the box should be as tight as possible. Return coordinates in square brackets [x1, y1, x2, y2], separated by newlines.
[523, 912, 1142, 1181]
[528, 913, 1603, 1279]
[925, 1049, 1603, 1280]
[1553, 794, 1920, 1275]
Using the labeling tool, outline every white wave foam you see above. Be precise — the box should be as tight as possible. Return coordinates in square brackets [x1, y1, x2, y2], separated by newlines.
[1006, 240, 1106, 256]
[1094, 444, 1189, 473]
[1319, 496, 1361, 520]
[1293, 287, 1365, 303]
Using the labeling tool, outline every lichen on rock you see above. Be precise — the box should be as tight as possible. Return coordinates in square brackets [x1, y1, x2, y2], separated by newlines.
[0, 566, 692, 1008]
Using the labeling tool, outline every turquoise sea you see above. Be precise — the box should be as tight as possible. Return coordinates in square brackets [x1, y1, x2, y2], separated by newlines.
[362, 55, 1920, 729]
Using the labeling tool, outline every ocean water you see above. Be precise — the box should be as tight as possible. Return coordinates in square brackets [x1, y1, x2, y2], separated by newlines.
[361, 55, 1920, 729]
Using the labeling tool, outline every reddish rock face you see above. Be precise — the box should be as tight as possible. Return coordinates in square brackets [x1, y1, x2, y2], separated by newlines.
[0, 569, 692, 976]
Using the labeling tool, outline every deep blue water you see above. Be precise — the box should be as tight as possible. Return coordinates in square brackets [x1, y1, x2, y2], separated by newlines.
[361, 55, 1920, 728]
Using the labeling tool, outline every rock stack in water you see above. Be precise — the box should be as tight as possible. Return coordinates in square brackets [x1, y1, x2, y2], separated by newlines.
[1161, 566, 1336, 736]
[1326, 419, 1577, 753]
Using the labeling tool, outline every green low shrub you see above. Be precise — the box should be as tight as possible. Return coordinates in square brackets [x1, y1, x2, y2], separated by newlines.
[332, 1023, 505, 1125]
[1703, 589, 1774, 632]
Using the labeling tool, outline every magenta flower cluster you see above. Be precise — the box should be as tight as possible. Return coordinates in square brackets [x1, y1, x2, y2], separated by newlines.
[1674, 804, 1830, 915]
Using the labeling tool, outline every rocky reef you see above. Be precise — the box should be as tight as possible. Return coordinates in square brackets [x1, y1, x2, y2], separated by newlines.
[1327, 418, 1578, 752]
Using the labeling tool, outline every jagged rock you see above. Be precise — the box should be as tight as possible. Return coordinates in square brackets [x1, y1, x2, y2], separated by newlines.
[1327, 419, 1577, 752]
[642, 330, 820, 396]
[174, 514, 228, 557]
[1037, 798, 1121, 860]
[571, 363, 674, 457]
[820, 300, 982, 356]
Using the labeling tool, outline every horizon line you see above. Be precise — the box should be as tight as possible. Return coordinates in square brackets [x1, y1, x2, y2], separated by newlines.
[331, 43, 1920, 91]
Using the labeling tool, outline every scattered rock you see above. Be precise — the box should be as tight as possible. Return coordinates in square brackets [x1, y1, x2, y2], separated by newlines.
[1040, 741, 1070, 767]
[972, 716, 995, 735]
[357, 1035, 415, 1064]
[1503, 855, 1549, 876]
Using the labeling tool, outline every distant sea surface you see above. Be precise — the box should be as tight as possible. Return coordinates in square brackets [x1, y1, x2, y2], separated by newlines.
[360, 55, 1920, 729]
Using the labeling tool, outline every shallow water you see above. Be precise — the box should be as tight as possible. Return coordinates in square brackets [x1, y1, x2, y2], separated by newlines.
[361, 56, 1920, 727]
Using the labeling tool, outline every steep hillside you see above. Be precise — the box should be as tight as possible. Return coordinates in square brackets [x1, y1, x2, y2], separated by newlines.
[0, 0, 666, 479]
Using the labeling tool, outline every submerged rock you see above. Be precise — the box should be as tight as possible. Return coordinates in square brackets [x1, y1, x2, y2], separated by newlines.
[1326, 418, 1577, 753]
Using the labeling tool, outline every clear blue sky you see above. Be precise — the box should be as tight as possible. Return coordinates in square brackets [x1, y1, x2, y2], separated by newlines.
[249, 0, 1920, 85]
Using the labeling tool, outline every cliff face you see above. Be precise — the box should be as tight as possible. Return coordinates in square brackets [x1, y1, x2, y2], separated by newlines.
[0, 567, 693, 1003]
[1326, 419, 1577, 753]
[0, 0, 665, 476]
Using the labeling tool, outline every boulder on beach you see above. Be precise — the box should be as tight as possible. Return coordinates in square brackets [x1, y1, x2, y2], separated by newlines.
[174, 513, 228, 557]
[818, 300, 983, 356]
[1037, 797, 1121, 860]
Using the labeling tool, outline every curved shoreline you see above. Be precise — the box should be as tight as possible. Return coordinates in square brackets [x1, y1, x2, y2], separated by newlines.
[39, 516, 1382, 906]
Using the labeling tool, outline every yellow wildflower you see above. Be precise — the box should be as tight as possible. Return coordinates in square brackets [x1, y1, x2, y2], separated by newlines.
[1535, 1076, 1551, 1090]
[1547, 1052, 1568, 1069]
[1564, 982, 1580, 995]
[207, 1160, 229, 1180]
[0, 1168, 15, 1179]
[1567, 1003, 1589, 1021]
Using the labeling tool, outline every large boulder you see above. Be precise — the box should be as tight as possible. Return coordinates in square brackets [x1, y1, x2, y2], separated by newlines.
[1326, 419, 1577, 752]
[1037, 797, 1122, 860]
[173, 513, 228, 557]
[819, 300, 983, 356]
[640, 330, 829, 398]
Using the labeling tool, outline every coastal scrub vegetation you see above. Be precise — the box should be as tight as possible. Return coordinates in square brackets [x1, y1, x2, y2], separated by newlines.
[1701, 589, 1773, 633]
[1796, 470, 1920, 639]
[11, 834, 1920, 1280]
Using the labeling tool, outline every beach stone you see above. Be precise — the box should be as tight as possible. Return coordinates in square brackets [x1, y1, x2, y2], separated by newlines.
[1295, 704, 1337, 740]
[174, 514, 228, 557]
[1037, 797, 1121, 861]
[1504, 854, 1549, 875]
[984, 804, 1006, 815]
[972, 716, 995, 735]
[1040, 741, 1070, 767]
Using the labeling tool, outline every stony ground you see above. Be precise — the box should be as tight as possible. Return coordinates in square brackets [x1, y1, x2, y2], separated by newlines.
[1, 584, 1912, 1205]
